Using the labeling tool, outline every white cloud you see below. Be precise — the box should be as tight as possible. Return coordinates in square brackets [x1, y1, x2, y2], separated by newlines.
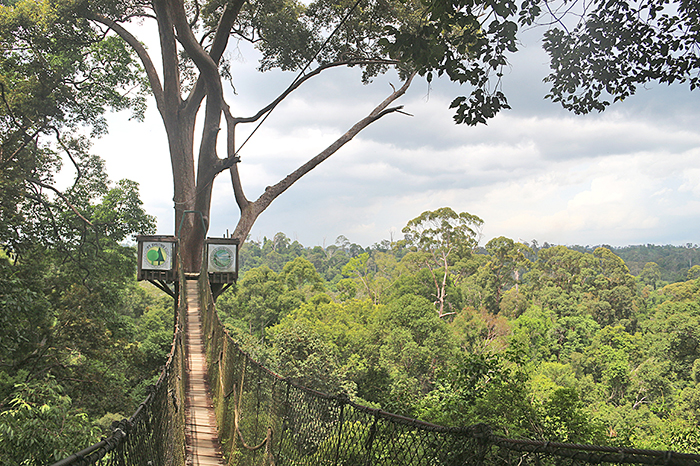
[680, 168, 700, 196]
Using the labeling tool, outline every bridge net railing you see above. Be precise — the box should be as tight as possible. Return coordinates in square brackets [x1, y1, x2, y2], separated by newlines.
[50, 248, 187, 466]
[198, 273, 700, 466]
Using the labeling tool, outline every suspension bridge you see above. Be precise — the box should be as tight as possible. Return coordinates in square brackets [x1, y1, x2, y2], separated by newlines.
[50, 243, 700, 466]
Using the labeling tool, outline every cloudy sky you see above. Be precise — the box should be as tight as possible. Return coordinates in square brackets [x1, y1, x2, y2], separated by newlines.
[92, 27, 700, 249]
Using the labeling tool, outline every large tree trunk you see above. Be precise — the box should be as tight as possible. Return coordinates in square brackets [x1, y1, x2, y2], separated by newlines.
[90, 0, 414, 274]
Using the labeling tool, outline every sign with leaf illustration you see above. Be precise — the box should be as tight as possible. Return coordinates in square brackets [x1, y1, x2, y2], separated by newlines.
[207, 241, 237, 274]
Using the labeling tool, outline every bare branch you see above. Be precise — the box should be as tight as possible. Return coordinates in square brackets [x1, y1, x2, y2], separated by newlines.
[229, 162, 250, 209]
[231, 72, 416, 241]
[48, 126, 83, 189]
[223, 60, 395, 213]
[234, 59, 398, 125]
[0, 129, 41, 172]
[189, 0, 201, 28]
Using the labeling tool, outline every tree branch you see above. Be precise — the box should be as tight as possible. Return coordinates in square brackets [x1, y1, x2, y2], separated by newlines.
[225, 59, 395, 215]
[48, 126, 83, 189]
[168, 0, 221, 97]
[234, 60, 398, 125]
[26, 178, 94, 227]
[228, 164, 250, 215]
[0, 129, 41, 172]
[266, 93, 412, 195]
[84, 12, 165, 109]
[231, 72, 416, 241]
[185, 0, 244, 115]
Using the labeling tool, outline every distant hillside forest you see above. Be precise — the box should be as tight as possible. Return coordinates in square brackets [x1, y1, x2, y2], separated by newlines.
[216, 212, 700, 454]
[240, 234, 700, 285]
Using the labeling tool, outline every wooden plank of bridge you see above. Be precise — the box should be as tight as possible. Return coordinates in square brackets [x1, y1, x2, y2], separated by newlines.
[185, 279, 226, 466]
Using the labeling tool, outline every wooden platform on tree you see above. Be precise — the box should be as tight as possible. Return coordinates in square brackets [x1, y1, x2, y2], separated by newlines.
[185, 280, 226, 466]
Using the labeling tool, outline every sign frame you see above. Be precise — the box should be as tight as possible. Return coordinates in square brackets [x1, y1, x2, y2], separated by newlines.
[136, 235, 178, 283]
[205, 237, 239, 284]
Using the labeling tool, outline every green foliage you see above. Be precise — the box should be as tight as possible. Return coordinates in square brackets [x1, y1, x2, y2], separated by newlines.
[136, 299, 175, 373]
[282, 256, 325, 294]
[267, 321, 348, 394]
[0, 153, 166, 462]
[541, 0, 700, 114]
[7, 197, 700, 460]
[402, 207, 483, 257]
[0, 259, 51, 373]
[215, 222, 700, 453]
[417, 350, 602, 442]
[509, 306, 555, 362]
[0, 378, 100, 465]
[217, 265, 304, 338]
[340, 251, 400, 304]
[401, 207, 482, 317]
[642, 287, 700, 382]
[369, 294, 456, 415]
[0, 0, 149, 264]
[688, 265, 700, 281]
[638, 262, 663, 290]
[591, 244, 700, 283]
[223, 223, 700, 453]
[525, 246, 638, 327]
[477, 236, 531, 313]
[576, 325, 642, 404]
[341, 253, 378, 302]
[237, 233, 364, 282]
[550, 314, 600, 362]
[381, 0, 519, 124]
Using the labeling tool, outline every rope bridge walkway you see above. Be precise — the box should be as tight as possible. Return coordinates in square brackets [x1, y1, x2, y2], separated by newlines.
[186, 279, 226, 465]
[50, 264, 700, 466]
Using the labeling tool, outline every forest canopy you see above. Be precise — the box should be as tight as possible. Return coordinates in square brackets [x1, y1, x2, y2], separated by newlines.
[211, 208, 700, 453]
[2, 204, 700, 463]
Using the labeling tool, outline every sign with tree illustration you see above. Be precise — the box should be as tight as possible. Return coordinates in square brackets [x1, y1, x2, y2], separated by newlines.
[137, 235, 178, 283]
[142, 241, 173, 271]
